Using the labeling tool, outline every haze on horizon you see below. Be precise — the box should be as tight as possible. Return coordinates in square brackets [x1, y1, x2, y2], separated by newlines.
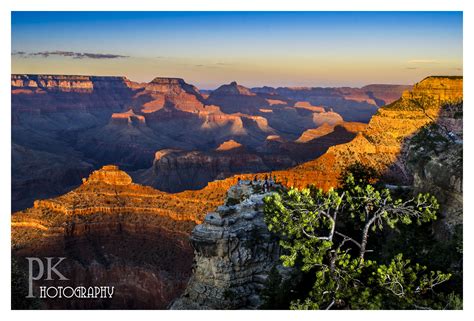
[11, 11, 462, 89]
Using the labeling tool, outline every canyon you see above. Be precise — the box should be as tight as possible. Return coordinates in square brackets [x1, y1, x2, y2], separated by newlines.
[12, 74, 406, 211]
[11, 75, 462, 309]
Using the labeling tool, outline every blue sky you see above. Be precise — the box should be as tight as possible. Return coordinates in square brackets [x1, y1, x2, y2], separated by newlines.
[11, 12, 463, 88]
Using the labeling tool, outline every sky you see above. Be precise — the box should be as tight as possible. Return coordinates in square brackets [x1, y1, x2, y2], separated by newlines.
[11, 11, 463, 89]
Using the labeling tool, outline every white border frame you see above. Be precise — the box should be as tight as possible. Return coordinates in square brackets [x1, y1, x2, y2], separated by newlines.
[1, 1, 471, 320]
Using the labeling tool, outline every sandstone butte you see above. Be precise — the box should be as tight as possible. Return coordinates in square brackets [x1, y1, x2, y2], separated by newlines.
[12, 165, 222, 231]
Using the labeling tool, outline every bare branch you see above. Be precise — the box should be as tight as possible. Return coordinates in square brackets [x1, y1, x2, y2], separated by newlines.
[335, 231, 361, 248]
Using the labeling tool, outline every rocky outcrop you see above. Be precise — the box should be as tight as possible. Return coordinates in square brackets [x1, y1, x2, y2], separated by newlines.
[142, 77, 206, 113]
[83, 165, 133, 185]
[296, 122, 366, 143]
[293, 101, 325, 113]
[26, 165, 209, 223]
[401, 76, 463, 102]
[312, 110, 343, 127]
[110, 109, 146, 127]
[216, 140, 244, 151]
[171, 181, 283, 309]
[145, 77, 202, 97]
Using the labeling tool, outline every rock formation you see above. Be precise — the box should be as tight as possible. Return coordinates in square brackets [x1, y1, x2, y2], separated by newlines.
[293, 101, 325, 113]
[134, 120, 366, 193]
[171, 181, 284, 309]
[216, 139, 244, 151]
[141, 77, 206, 113]
[296, 122, 366, 143]
[11, 74, 140, 93]
[311, 110, 344, 127]
[11, 74, 138, 114]
[110, 109, 146, 127]
[11, 165, 223, 309]
[207, 81, 270, 114]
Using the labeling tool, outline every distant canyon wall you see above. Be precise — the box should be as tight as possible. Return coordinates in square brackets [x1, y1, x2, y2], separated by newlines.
[13, 74, 401, 210]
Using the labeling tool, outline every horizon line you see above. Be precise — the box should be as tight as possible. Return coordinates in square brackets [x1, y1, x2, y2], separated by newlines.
[12, 72, 461, 90]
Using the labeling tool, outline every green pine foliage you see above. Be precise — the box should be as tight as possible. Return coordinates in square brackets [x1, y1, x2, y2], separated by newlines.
[263, 170, 462, 309]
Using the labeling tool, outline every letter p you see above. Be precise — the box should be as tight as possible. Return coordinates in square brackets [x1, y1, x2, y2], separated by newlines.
[26, 257, 44, 298]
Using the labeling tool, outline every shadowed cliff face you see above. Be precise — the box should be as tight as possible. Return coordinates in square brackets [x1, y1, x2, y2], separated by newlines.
[13, 219, 193, 309]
